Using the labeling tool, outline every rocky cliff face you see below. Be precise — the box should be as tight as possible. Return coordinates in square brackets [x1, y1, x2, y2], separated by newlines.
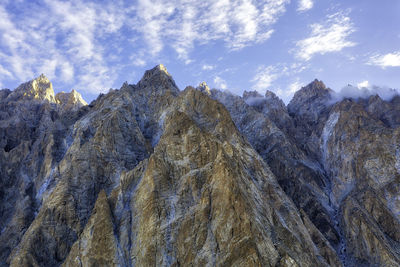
[0, 66, 399, 266]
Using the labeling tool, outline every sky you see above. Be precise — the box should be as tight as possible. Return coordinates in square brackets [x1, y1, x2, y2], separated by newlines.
[0, 0, 399, 103]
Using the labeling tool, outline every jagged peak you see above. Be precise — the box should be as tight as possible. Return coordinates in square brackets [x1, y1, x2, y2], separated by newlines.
[290, 79, 332, 103]
[264, 90, 279, 99]
[156, 63, 169, 74]
[307, 79, 327, 90]
[137, 64, 179, 95]
[142, 64, 171, 79]
[264, 90, 286, 109]
[10, 74, 56, 103]
[55, 89, 87, 111]
[243, 90, 263, 99]
[36, 73, 50, 83]
[287, 79, 333, 114]
[197, 81, 211, 95]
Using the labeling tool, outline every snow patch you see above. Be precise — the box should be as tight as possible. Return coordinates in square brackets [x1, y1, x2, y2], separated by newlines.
[36, 178, 51, 200]
[151, 111, 168, 147]
[36, 168, 56, 201]
[159, 111, 167, 128]
[164, 194, 178, 265]
[321, 112, 340, 164]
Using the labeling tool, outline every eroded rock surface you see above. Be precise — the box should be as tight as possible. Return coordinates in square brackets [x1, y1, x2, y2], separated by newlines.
[0, 66, 399, 266]
[289, 81, 400, 266]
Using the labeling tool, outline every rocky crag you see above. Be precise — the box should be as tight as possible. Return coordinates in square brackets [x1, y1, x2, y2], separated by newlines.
[0, 65, 399, 266]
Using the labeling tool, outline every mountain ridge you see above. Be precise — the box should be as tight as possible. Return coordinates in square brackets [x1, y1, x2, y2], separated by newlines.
[0, 65, 399, 266]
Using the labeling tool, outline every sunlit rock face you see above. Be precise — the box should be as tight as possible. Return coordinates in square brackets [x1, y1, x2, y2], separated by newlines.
[0, 66, 399, 266]
[56, 90, 87, 112]
[7, 74, 57, 103]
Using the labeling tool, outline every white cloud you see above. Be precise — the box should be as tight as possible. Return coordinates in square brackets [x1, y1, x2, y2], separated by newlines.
[132, 58, 147, 67]
[132, 0, 290, 61]
[251, 62, 310, 103]
[357, 80, 369, 88]
[202, 64, 215, 71]
[59, 61, 74, 83]
[288, 80, 303, 94]
[0, 0, 292, 93]
[331, 84, 400, 102]
[251, 65, 279, 92]
[295, 11, 356, 61]
[0, 64, 12, 79]
[214, 76, 227, 90]
[0, 0, 125, 94]
[297, 0, 313, 12]
[274, 79, 303, 104]
[368, 51, 400, 68]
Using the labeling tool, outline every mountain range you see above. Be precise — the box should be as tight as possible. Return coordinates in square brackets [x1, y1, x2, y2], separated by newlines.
[0, 65, 399, 266]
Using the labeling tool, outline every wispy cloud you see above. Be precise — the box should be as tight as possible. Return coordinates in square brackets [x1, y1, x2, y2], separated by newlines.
[368, 51, 400, 68]
[357, 80, 369, 88]
[202, 64, 215, 71]
[331, 84, 400, 102]
[297, 0, 313, 12]
[132, 0, 290, 62]
[214, 76, 227, 90]
[275, 79, 304, 103]
[251, 62, 308, 92]
[295, 11, 356, 61]
[0, 0, 126, 94]
[251, 65, 279, 92]
[0, 0, 291, 94]
[251, 62, 310, 103]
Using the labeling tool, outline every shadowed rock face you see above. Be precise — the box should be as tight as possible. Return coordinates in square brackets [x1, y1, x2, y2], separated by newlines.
[287, 82, 400, 266]
[210, 88, 340, 252]
[0, 66, 399, 266]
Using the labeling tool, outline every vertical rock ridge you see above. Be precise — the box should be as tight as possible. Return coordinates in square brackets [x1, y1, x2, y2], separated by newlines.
[1, 66, 400, 267]
[62, 190, 124, 266]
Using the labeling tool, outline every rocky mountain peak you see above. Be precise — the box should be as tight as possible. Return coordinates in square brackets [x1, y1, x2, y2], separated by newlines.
[264, 90, 286, 110]
[2, 68, 400, 267]
[288, 79, 333, 116]
[264, 90, 279, 100]
[243, 90, 262, 99]
[197, 81, 211, 95]
[242, 90, 286, 113]
[8, 73, 56, 102]
[142, 64, 171, 79]
[156, 63, 169, 74]
[137, 64, 179, 95]
[55, 89, 87, 111]
[295, 79, 331, 99]
[308, 78, 327, 89]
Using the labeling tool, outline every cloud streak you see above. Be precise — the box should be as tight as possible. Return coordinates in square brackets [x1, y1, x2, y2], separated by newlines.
[214, 76, 228, 90]
[297, 0, 313, 12]
[132, 0, 290, 61]
[331, 84, 400, 103]
[0, 0, 292, 95]
[295, 11, 356, 61]
[0, 0, 126, 94]
[368, 51, 400, 68]
[251, 65, 279, 92]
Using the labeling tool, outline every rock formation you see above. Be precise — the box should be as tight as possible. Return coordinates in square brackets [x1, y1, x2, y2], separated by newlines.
[0, 65, 399, 266]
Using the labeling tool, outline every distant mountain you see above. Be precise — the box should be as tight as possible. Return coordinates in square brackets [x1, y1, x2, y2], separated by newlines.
[1, 65, 399, 266]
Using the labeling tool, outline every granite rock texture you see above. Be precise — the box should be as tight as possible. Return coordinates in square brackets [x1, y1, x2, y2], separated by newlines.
[0, 66, 399, 266]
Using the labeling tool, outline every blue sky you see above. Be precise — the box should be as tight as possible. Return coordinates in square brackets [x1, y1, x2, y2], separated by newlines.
[0, 0, 399, 103]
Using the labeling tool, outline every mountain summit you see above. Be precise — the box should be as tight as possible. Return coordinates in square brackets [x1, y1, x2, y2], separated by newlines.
[7, 74, 56, 102]
[0, 65, 399, 266]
